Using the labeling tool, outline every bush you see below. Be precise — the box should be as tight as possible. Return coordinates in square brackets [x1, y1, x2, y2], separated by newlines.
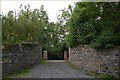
[90, 41, 102, 49]
[105, 44, 114, 49]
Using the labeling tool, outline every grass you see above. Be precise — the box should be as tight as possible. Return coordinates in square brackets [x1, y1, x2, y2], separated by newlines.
[2, 60, 46, 80]
[9, 67, 31, 78]
[90, 72, 119, 80]
[66, 61, 80, 71]
[40, 59, 47, 64]
[66, 61, 119, 80]
[2, 67, 31, 79]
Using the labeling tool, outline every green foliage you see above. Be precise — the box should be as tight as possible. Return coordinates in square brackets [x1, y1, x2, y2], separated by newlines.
[2, 4, 69, 58]
[91, 72, 118, 80]
[2, 5, 49, 45]
[66, 2, 120, 49]
[2, 67, 31, 79]
[2, 2, 120, 56]
[40, 60, 46, 64]
[90, 30, 114, 49]
[90, 41, 102, 49]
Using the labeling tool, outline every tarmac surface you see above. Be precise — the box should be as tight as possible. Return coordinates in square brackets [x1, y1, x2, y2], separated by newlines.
[9, 61, 93, 78]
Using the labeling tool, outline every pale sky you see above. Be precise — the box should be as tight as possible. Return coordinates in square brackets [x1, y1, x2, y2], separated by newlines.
[1, 0, 78, 22]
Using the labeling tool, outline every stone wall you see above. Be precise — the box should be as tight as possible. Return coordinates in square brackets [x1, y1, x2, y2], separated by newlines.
[2, 43, 42, 77]
[69, 45, 120, 78]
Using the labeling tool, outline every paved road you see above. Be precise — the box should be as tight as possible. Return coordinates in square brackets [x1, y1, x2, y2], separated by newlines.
[10, 62, 93, 78]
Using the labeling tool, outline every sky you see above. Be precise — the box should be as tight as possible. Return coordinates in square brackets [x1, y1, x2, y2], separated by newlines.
[1, 0, 78, 22]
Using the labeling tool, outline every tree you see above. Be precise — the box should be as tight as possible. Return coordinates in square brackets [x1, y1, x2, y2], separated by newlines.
[66, 2, 120, 48]
[2, 5, 49, 46]
[2, 4, 71, 59]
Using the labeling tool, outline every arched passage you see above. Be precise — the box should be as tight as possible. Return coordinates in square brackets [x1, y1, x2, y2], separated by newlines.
[42, 50, 69, 60]
[47, 51, 64, 60]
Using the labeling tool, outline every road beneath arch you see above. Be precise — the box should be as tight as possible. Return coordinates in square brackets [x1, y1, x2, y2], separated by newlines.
[9, 61, 93, 78]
